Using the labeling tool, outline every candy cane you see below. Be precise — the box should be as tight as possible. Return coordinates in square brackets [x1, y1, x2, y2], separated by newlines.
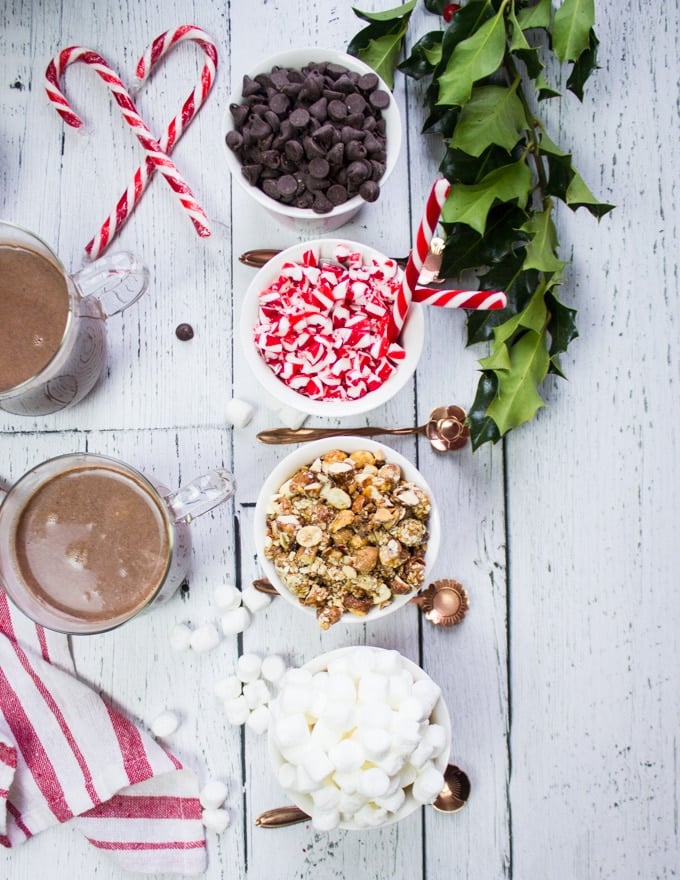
[45, 44, 211, 248]
[389, 178, 451, 340]
[412, 286, 507, 310]
[83, 26, 218, 259]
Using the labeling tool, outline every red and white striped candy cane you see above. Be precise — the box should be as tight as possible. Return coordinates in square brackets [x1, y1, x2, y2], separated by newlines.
[389, 177, 451, 340]
[45, 45, 211, 248]
[83, 26, 218, 259]
[412, 286, 507, 310]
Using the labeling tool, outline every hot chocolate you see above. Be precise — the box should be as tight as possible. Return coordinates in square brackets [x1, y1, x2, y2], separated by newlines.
[0, 244, 70, 390]
[13, 462, 172, 623]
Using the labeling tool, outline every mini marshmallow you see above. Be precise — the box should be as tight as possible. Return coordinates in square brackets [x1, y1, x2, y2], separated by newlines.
[397, 695, 429, 723]
[295, 764, 319, 794]
[277, 763, 297, 789]
[214, 676, 243, 702]
[377, 749, 406, 778]
[412, 679, 441, 718]
[409, 740, 436, 769]
[261, 654, 287, 684]
[356, 702, 393, 730]
[224, 695, 250, 726]
[375, 787, 406, 814]
[201, 808, 231, 833]
[358, 767, 390, 799]
[283, 667, 313, 688]
[241, 584, 272, 613]
[169, 622, 192, 652]
[279, 683, 311, 716]
[311, 810, 340, 831]
[275, 713, 310, 749]
[326, 672, 356, 704]
[151, 711, 180, 738]
[190, 622, 221, 653]
[422, 723, 448, 757]
[373, 649, 402, 676]
[324, 701, 356, 732]
[347, 647, 375, 678]
[338, 791, 367, 817]
[357, 672, 389, 705]
[388, 671, 414, 708]
[353, 803, 387, 828]
[242, 679, 271, 709]
[213, 583, 242, 610]
[391, 717, 422, 755]
[328, 739, 364, 773]
[246, 704, 271, 735]
[200, 779, 229, 810]
[300, 746, 334, 785]
[360, 728, 392, 762]
[309, 718, 343, 750]
[325, 655, 351, 676]
[274, 403, 307, 430]
[220, 606, 251, 635]
[237, 653, 263, 683]
[225, 397, 255, 428]
[311, 785, 341, 811]
[306, 688, 328, 721]
[399, 762, 419, 788]
[332, 770, 362, 795]
[411, 763, 445, 805]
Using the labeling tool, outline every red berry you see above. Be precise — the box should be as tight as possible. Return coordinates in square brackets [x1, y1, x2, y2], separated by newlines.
[442, 3, 460, 22]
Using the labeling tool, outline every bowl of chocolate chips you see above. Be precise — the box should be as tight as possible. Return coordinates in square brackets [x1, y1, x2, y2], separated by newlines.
[224, 48, 402, 231]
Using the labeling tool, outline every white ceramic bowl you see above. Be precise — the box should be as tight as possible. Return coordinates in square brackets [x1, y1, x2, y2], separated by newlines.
[254, 437, 440, 627]
[239, 238, 424, 418]
[224, 47, 402, 232]
[268, 645, 451, 830]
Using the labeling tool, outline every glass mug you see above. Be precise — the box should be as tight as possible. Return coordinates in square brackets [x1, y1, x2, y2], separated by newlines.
[0, 220, 149, 415]
[0, 453, 236, 634]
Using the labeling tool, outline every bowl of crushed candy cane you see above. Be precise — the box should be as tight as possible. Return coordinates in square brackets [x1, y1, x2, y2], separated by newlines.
[239, 239, 424, 417]
[254, 437, 440, 629]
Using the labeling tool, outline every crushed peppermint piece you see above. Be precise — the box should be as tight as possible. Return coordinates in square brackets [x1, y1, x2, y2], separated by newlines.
[253, 246, 406, 402]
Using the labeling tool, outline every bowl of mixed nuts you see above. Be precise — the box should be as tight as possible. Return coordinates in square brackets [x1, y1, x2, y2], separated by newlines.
[254, 438, 440, 629]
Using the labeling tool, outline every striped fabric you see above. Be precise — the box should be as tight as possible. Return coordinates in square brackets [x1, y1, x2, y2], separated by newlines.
[0, 586, 207, 874]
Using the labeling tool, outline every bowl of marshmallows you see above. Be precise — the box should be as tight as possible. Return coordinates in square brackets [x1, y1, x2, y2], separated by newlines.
[268, 645, 451, 830]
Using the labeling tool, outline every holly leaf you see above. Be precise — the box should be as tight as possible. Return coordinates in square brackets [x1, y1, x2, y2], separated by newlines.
[520, 207, 567, 273]
[442, 160, 533, 234]
[516, 0, 552, 30]
[565, 169, 614, 217]
[485, 328, 550, 434]
[467, 259, 539, 345]
[467, 372, 502, 449]
[398, 31, 443, 79]
[440, 203, 529, 275]
[422, 105, 460, 136]
[552, 0, 595, 63]
[449, 83, 528, 156]
[546, 289, 578, 356]
[436, 4, 507, 107]
[352, 0, 416, 24]
[349, 1, 416, 87]
[439, 144, 514, 184]
[566, 28, 600, 100]
[536, 71, 561, 99]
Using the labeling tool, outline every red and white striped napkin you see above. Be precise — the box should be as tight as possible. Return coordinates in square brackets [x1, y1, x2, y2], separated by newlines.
[0, 588, 207, 874]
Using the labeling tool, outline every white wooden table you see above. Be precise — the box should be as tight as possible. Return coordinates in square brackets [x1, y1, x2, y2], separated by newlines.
[1, 1, 678, 878]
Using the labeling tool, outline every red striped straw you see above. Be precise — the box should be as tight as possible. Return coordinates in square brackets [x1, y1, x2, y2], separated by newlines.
[412, 286, 507, 310]
[84, 26, 217, 259]
[45, 44, 211, 250]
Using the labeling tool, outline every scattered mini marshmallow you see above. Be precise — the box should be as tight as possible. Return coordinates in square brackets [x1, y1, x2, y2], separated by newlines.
[214, 675, 243, 702]
[261, 654, 287, 684]
[214, 583, 242, 611]
[200, 779, 229, 810]
[151, 710, 180, 738]
[190, 622, 221, 653]
[225, 397, 255, 428]
[220, 606, 251, 635]
[236, 653, 262, 683]
[241, 584, 272, 613]
[242, 679, 271, 710]
[201, 807, 231, 833]
[261, 389, 307, 430]
[411, 763, 445, 805]
[246, 704, 271, 735]
[169, 622, 193, 652]
[224, 695, 250, 726]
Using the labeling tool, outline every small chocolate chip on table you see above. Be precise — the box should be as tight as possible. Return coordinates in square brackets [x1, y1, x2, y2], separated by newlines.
[175, 323, 194, 341]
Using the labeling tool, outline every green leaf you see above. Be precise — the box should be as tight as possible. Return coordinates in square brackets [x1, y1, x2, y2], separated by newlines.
[553, 0, 595, 63]
[485, 328, 550, 434]
[398, 31, 443, 79]
[467, 372, 502, 449]
[546, 289, 578, 356]
[565, 169, 615, 217]
[352, 0, 416, 24]
[467, 262, 540, 345]
[440, 203, 529, 276]
[508, 6, 531, 52]
[566, 28, 600, 100]
[436, 3, 508, 107]
[536, 72, 561, 99]
[449, 84, 528, 156]
[349, 20, 410, 88]
[479, 341, 512, 372]
[442, 160, 533, 234]
[440, 144, 515, 184]
[516, 0, 552, 30]
[493, 283, 548, 346]
[422, 105, 460, 136]
[520, 207, 567, 273]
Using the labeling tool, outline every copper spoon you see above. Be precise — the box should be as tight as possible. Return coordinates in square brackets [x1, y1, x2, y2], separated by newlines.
[254, 764, 471, 827]
[240, 248, 407, 270]
[257, 405, 469, 453]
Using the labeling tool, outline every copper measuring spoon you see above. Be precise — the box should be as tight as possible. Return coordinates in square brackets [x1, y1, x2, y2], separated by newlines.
[240, 248, 407, 270]
[254, 764, 471, 828]
[256, 405, 469, 453]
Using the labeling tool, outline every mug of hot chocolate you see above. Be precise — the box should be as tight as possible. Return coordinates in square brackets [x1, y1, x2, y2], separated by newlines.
[0, 220, 149, 415]
[0, 453, 236, 634]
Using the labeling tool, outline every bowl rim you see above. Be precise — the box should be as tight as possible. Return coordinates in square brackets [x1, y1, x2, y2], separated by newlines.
[239, 237, 425, 418]
[253, 436, 441, 627]
[267, 645, 452, 830]
[224, 46, 403, 222]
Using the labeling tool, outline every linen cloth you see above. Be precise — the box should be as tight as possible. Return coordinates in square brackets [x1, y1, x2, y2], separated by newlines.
[0, 584, 207, 874]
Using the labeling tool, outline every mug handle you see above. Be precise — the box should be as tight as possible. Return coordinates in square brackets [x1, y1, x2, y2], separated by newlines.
[72, 252, 149, 318]
[164, 469, 237, 524]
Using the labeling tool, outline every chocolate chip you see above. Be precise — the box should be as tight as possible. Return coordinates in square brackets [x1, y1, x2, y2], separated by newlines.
[327, 99, 347, 122]
[289, 107, 310, 129]
[334, 74, 355, 94]
[254, 72, 273, 89]
[242, 75, 261, 97]
[341, 126, 365, 144]
[308, 157, 330, 179]
[294, 191, 314, 209]
[241, 164, 263, 185]
[357, 72, 379, 92]
[269, 92, 290, 115]
[175, 323, 194, 341]
[303, 135, 326, 160]
[284, 139, 304, 163]
[277, 174, 299, 197]
[346, 112, 365, 130]
[346, 93, 367, 115]
[347, 160, 371, 185]
[327, 142, 345, 166]
[262, 178, 281, 200]
[248, 115, 272, 139]
[327, 184, 349, 205]
[261, 150, 281, 169]
[230, 103, 250, 128]
[369, 90, 391, 111]
[345, 141, 367, 162]
[270, 68, 290, 89]
[225, 130, 243, 151]
[359, 180, 380, 202]
[312, 193, 333, 213]
[309, 97, 328, 120]
[325, 63, 350, 79]
[264, 110, 280, 132]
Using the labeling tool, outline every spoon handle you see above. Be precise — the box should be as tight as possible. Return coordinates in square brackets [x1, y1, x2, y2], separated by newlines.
[254, 805, 310, 828]
[240, 248, 408, 270]
[257, 425, 421, 444]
